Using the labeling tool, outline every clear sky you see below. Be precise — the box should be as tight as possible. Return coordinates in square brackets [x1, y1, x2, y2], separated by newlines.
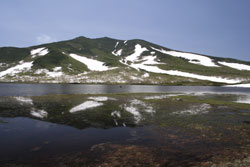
[1, 0, 250, 61]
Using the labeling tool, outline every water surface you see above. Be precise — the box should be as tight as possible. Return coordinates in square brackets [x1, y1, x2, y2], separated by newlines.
[0, 83, 250, 96]
[0, 84, 250, 166]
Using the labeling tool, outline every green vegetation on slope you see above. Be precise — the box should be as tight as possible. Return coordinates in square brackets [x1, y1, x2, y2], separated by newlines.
[0, 36, 250, 84]
[0, 47, 30, 63]
[32, 50, 88, 74]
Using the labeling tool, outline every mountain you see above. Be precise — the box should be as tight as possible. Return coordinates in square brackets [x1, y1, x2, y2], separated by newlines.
[0, 36, 250, 86]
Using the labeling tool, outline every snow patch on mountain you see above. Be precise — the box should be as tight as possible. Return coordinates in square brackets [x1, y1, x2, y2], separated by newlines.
[111, 110, 121, 118]
[112, 41, 122, 56]
[151, 47, 218, 67]
[34, 67, 63, 77]
[34, 69, 49, 75]
[112, 49, 123, 56]
[224, 83, 250, 88]
[69, 53, 115, 71]
[142, 73, 150, 78]
[130, 60, 240, 83]
[0, 63, 8, 67]
[142, 56, 163, 65]
[121, 44, 163, 70]
[115, 42, 119, 48]
[47, 67, 63, 77]
[120, 44, 241, 83]
[126, 44, 148, 62]
[31, 47, 49, 58]
[53, 67, 62, 71]
[0, 61, 33, 78]
[162, 70, 242, 84]
[218, 62, 250, 71]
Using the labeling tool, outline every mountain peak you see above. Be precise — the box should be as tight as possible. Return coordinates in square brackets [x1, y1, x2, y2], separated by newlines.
[72, 36, 90, 41]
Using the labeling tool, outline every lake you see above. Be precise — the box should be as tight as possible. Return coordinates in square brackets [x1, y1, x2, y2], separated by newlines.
[0, 83, 250, 167]
[0, 83, 250, 96]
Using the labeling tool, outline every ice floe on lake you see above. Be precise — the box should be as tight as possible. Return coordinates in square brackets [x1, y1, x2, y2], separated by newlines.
[30, 109, 48, 119]
[69, 101, 103, 113]
[124, 105, 141, 123]
[144, 94, 184, 100]
[122, 99, 155, 123]
[14, 97, 33, 105]
[172, 103, 211, 115]
[13, 96, 48, 118]
[234, 96, 250, 104]
[88, 96, 109, 101]
[111, 110, 122, 126]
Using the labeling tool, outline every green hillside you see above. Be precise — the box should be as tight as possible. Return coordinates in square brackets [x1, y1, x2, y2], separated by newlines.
[0, 36, 250, 86]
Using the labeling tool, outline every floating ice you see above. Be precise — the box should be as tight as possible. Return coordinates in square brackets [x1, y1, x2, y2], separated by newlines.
[69, 101, 103, 113]
[31, 109, 48, 118]
[88, 96, 109, 101]
[172, 103, 211, 115]
[144, 94, 184, 100]
[14, 97, 33, 105]
[123, 99, 155, 123]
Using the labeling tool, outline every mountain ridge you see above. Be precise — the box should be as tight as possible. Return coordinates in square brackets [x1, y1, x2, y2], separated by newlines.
[0, 36, 250, 86]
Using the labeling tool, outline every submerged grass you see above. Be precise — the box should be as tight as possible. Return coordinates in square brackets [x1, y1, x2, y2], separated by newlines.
[0, 120, 7, 124]
[1, 92, 250, 167]
[177, 94, 250, 110]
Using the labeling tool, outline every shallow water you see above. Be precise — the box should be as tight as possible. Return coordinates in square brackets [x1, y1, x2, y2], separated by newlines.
[0, 87, 250, 166]
[0, 117, 132, 160]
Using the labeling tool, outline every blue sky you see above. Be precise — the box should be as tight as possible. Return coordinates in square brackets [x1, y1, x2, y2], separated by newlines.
[1, 0, 250, 61]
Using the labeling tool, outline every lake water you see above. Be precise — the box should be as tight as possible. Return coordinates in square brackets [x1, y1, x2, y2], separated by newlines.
[0, 83, 250, 167]
[0, 83, 250, 96]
